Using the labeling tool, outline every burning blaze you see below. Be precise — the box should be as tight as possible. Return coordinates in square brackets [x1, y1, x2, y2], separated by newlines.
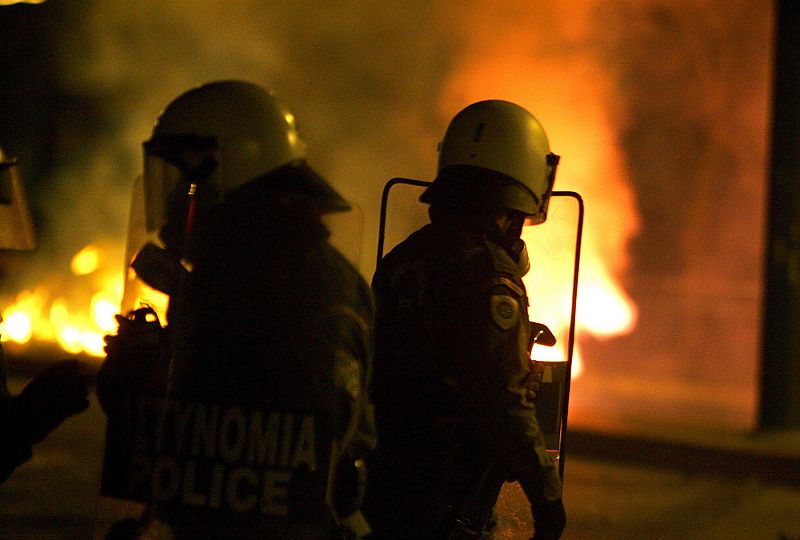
[440, 1, 641, 377]
[0, 244, 124, 358]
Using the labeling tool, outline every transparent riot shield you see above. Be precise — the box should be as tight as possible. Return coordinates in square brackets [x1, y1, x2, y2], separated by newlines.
[519, 191, 583, 479]
[94, 174, 169, 539]
[377, 178, 583, 480]
[0, 149, 36, 251]
[118, 174, 171, 321]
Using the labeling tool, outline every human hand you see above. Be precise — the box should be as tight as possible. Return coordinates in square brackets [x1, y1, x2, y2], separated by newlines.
[103, 307, 162, 360]
[525, 361, 545, 401]
[15, 359, 91, 444]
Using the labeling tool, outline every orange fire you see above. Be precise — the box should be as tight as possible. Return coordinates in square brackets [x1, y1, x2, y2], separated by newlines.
[1, 244, 124, 358]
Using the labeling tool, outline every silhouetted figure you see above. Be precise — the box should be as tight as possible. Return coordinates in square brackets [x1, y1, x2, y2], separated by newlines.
[97, 81, 374, 539]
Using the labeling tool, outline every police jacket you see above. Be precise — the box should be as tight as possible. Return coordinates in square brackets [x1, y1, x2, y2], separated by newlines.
[371, 213, 561, 506]
[99, 203, 375, 539]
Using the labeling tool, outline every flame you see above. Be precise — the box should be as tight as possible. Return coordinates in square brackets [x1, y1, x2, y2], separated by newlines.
[0, 243, 125, 358]
[71, 244, 103, 276]
[440, 1, 641, 377]
[1, 290, 43, 344]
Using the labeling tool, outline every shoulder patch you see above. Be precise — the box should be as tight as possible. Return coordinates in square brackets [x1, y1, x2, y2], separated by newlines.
[491, 295, 519, 330]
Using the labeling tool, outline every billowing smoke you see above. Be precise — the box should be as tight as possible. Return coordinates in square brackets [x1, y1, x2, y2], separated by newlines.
[587, 0, 771, 406]
[44, 0, 457, 275]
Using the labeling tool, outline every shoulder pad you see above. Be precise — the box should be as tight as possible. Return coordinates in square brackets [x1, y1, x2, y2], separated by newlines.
[490, 276, 525, 297]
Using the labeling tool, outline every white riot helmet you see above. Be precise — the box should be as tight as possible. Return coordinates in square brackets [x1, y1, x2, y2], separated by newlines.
[421, 99, 559, 224]
[142, 80, 349, 233]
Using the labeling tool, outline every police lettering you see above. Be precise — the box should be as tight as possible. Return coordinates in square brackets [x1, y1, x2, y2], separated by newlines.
[125, 396, 318, 515]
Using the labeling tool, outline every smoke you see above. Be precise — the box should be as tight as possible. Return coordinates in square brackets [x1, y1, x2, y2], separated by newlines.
[50, 0, 642, 306]
[42, 0, 456, 277]
[586, 0, 772, 402]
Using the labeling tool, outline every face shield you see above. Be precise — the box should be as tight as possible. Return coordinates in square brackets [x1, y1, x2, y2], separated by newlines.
[0, 150, 36, 251]
[121, 140, 365, 321]
[119, 135, 218, 320]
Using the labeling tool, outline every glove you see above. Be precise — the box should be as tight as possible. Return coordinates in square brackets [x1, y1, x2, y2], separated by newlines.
[531, 497, 566, 540]
[13, 359, 91, 445]
[524, 361, 545, 402]
[102, 307, 163, 364]
[97, 307, 166, 415]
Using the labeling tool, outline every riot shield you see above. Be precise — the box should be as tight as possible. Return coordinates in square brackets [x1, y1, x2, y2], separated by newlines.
[376, 178, 583, 479]
[94, 173, 172, 539]
[0, 149, 36, 251]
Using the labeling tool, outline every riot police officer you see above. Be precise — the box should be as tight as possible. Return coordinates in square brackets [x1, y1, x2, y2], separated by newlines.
[365, 100, 566, 539]
[0, 147, 90, 484]
[97, 81, 374, 539]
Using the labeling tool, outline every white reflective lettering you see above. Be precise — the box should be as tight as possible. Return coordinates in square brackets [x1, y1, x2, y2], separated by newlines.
[226, 467, 259, 512]
[181, 461, 207, 506]
[208, 463, 225, 509]
[191, 404, 220, 458]
[290, 415, 316, 471]
[247, 411, 281, 466]
[218, 406, 246, 462]
[172, 400, 195, 456]
[261, 470, 291, 515]
[280, 414, 294, 467]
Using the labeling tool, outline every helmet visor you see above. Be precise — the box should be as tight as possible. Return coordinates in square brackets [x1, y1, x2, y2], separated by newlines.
[142, 134, 218, 234]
